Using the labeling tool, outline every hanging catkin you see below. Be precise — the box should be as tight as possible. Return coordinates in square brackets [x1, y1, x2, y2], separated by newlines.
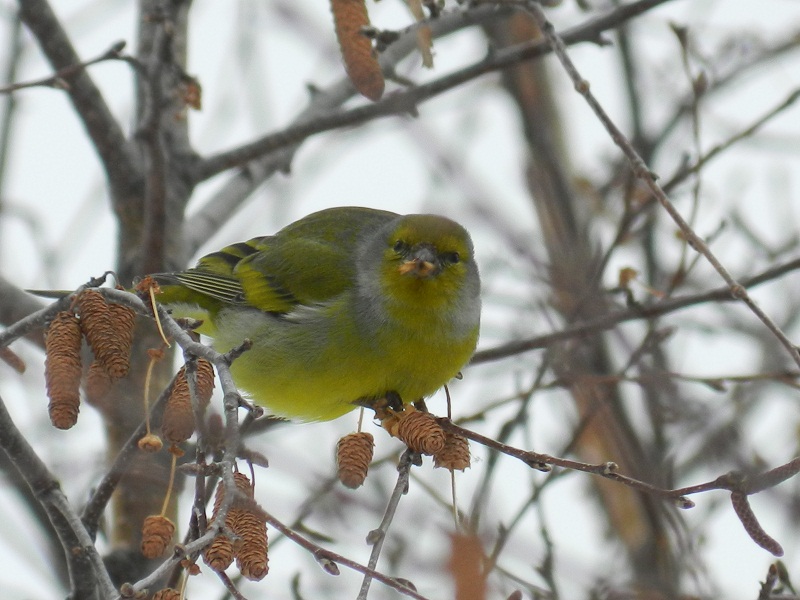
[203, 479, 234, 571]
[44, 311, 83, 430]
[230, 472, 269, 581]
[330, 0, 384, 101]
[433, 432, 471, 471]
[75, 290, 135, 379]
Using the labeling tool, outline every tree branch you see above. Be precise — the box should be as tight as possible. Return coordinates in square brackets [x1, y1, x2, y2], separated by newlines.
[523, 0, 800, 370]
[473, 256, 800, 364]
[191, 0, 675, 183]
[0, 392, 116, 599]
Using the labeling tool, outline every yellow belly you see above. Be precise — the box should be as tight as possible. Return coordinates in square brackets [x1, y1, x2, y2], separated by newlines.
[213, 303, 478, 421]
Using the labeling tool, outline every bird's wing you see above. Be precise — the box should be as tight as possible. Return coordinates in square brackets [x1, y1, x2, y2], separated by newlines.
[156, 207, 398, 314]
[235, 207, 397, 311]
[151, 236, 267, 310]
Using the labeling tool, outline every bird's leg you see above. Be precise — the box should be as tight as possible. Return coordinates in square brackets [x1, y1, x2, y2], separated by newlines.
[384, 391, 403, 412]
[412, 398, 428, 412]
[353, 391, 404, 420]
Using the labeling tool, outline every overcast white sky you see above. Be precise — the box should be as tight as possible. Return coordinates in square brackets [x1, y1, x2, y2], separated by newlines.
[3, 1, 800, 598]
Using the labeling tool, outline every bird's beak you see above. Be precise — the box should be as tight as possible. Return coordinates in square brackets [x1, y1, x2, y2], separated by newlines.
[398, 246, 440, 278]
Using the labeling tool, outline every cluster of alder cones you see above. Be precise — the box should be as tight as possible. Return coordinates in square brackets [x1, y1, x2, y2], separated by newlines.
[43, 288, 217, 447]
[44, 289, 135, 429]
[41, 289, 270, 594]
[337, 406, 471, 489]
[140, 472, 269, 597]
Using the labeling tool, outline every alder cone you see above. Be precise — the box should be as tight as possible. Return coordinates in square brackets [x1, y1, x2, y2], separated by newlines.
[162, 367, 195, 444]
[84, 360, 113, 408]
[106, 301, 136, 378]
[203, 480, 233, 570]
[140, 515, 175, 559]
[395, 410, 446, 455]
[337, 432, 374, 488]
[204, 535, 235, 572]
[233, 508, 269, 581]
[162, 361, 215, 444]
[433, 433, 471, 471]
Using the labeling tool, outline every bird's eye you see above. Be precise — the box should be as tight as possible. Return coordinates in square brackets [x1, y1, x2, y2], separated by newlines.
[443, 251, 460, 264]
[393, 240, 408, 254]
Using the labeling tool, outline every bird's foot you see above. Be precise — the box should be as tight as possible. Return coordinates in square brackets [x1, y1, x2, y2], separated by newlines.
[355, 391, 404, 420]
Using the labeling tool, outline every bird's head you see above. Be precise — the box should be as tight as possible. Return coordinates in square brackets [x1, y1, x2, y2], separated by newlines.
[357, 214, 480, 317]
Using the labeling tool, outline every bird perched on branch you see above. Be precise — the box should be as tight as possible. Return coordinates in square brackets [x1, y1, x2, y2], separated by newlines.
[152, 206, 481, 421]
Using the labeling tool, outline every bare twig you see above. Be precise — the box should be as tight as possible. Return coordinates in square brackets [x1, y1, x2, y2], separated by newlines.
[472, 256, 800, 364]
[662, 87, 800, 193]
[261, 504, 431, 600]
[441, 419, 800, 501]
[0, 276, 48, 346]
[216, 571, 250, 600]
[657, 27, 800, 149]
[758, 564, 780, 600]
[357, 450, 416, 600]
[0, 10, 23, 212]
[0, 40, 127, 94]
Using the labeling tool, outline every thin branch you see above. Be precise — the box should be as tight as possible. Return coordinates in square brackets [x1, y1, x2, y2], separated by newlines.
[216, 571, 250, 600]
[656, 26, 800, 150]
[0, 39, 127, 94]
[662, 86, 800, 193]
[357, 450, 416, 600]
[758, 564, 780, 600]
[0, 9, 24, 211]
[594, 82, 800, 306]
[472, 256, 800, 364]
[440, 418, 800, 506]
[0, 275, 48, 346]
[541, 369, 800, 394]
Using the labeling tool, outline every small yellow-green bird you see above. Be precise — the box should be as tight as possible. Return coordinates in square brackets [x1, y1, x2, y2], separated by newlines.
[153, 206, 481, 421]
